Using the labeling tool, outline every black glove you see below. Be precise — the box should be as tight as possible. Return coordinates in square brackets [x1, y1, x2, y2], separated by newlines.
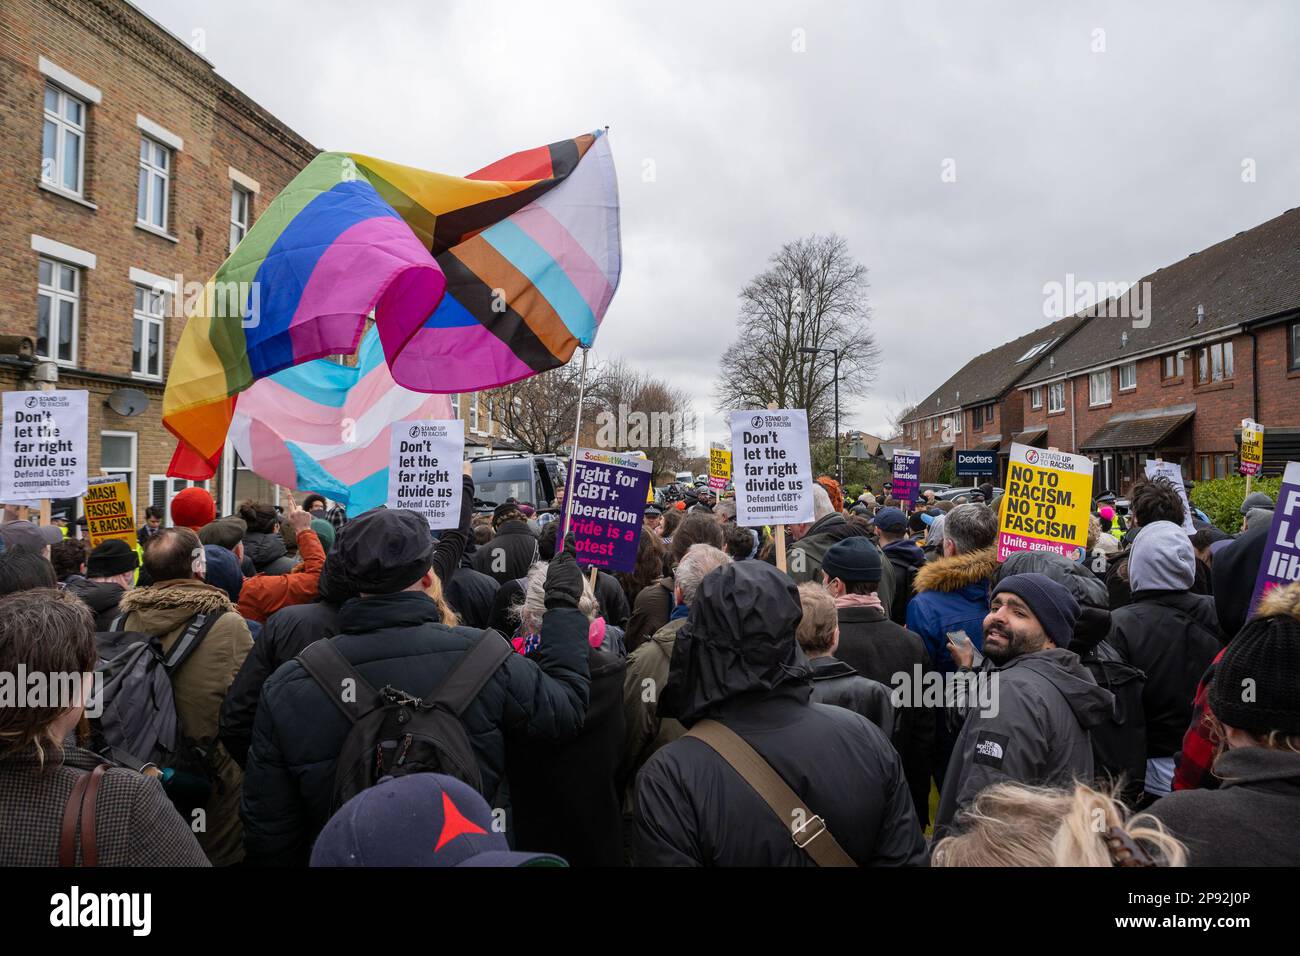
[544, 549, 584, 610]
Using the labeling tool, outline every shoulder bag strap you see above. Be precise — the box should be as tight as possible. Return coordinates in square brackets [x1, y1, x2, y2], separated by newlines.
[296, 639, 376, 724]
[59, 763, 108, 867]
[429, 629, 513, 716]
[686, 719, 856, 867]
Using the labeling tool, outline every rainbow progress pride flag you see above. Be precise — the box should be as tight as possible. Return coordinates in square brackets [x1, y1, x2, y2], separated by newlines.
[163, 130, 620, 480]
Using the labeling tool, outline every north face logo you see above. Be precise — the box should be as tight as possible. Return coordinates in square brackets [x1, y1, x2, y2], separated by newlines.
[975, 739, 1003, 760]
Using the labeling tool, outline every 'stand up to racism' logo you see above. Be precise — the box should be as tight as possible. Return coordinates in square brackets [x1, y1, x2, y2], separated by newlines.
[25, 397, 38, 408]
[751, 415, 764, 428]
[409, 425, 421, 438]
[1025, 449, 1040, 465]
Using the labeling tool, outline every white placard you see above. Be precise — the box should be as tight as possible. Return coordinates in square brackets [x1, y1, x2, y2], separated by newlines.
[729, 409, 814, 526]
[387, 419, 464, 529]
[1, 390, 88, 502]
[1144, 459, 1196, 533]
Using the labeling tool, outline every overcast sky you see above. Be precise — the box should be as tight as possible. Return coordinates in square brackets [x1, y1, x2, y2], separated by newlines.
[136, 0, 1300, 453]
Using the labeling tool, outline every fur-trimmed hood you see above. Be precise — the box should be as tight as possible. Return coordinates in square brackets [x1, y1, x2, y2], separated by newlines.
[1258, 580, 1300, 620]
[913, 547, 998, 595]
[117, 574, 239, 621]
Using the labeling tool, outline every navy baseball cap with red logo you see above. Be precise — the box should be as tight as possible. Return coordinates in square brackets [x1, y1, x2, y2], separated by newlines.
[309, 773, 568, 867]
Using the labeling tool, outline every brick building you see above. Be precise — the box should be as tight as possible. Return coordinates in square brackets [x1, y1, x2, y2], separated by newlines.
[1015, 206, 1300, 494]
[899, 314, 1085, 484]
[0, 0, 320, 522]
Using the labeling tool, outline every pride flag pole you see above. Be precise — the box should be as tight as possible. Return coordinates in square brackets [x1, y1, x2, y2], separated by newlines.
[559, 347, 591, 544]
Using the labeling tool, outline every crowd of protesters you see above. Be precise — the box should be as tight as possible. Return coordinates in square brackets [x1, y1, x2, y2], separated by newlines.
[0, 462, 1296, 869]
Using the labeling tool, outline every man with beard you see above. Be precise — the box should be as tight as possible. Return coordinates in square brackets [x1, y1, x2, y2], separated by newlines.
[933, 573, 1114, 841]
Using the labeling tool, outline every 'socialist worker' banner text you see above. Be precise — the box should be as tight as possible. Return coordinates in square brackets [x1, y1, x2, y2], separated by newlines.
[996, 442, 1092, 562]
[387, 419, 464, 530]
[730, 409, 813, 526]
[559, 448, 654, 573]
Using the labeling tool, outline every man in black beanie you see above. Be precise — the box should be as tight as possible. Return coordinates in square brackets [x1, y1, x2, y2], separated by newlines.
[63, 539, 138, 630]
[1147, 581, 1300, 865]
[241, 507, 592, 866]
[933, 572, 1115, 840]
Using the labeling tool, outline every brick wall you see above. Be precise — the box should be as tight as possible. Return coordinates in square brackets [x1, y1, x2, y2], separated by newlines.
[0, 0, 316, 522]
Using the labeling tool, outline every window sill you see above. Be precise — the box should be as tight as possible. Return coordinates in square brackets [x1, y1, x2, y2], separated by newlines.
[1286, 367, 1300, 380]
[1089, 401, 1113, 410]
[135, 222, 179, 243]
[1160, 377, 1185, 387]
[39, 182, 98, 210]
[36, 356, 79, 370]
[1193, 380, 1234, 394]
[1118, 386, 1137, 394]
[131, 372, 164, 384]
[1047, 410, 1066, 417]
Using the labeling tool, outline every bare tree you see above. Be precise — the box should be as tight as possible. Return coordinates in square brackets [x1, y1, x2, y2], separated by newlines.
[589, 358, 698, 482]
[714, 234, 880, 441]
[488, 361, 608, 454]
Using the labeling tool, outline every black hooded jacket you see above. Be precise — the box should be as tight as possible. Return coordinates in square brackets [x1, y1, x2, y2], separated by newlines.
[243, 530, 296, 576]
[634, 562, 926, 866]
[63, 575, 126, 631]
[471, 519, 540, 585]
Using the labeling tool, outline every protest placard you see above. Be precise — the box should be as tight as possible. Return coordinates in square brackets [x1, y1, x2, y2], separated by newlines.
[729, 410, 813, 526]
[996, 443, 1092, 561]
[1240, 419, 1263, 477]
[1249, 461, 1300, 617]
[892, 449, 921, 506]
[83, 476, 136, 547]
[387, 419, 464, 529]
[558, 448, 653, 573]
[0, 390, 88, 503]
[708, 442, 731, 491]
[1144, 459, 1195, 533]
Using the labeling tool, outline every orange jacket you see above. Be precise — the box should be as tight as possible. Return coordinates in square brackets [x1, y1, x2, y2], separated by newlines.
[236, 527, 326, 624]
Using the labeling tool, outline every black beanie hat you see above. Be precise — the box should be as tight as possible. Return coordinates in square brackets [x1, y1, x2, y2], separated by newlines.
[335, 508, 435, 594]
[822, 537, 882, 583]
[1209, 607, 1300, 734]
[86, 539, 139, 577]
[992, 573, 1081, 650]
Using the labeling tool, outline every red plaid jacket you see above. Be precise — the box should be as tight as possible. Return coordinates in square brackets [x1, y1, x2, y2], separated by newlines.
[1172, 647, 1227, 792]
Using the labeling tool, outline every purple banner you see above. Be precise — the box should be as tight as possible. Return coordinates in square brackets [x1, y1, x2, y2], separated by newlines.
[557, 448, 654, 574]
[892, 450, 921, 507]
[1249, 461, 1300, 619]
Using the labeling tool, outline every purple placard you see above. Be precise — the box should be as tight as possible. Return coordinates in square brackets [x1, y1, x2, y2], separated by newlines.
[892, 450, 921, 506]
[1248, 461, 1300, 618]
[557, 449, 654, 574]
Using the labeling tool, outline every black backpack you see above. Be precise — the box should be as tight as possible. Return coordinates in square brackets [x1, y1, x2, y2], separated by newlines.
[87, 611, 227, 815]
[1077, 639, 1148, 804]
[296, 631, 512, 811]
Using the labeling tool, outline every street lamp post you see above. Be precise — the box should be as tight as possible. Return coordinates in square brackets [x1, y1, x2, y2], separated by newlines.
[800, 346, 841, 488]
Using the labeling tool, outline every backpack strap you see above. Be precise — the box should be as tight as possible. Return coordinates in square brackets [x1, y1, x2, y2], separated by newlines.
[428, 629, 513, 717]
[160, 609, 226, 672]
[109, 614, 126, 632]
[296, 639, 377, 724]
[59, 763, 108, 867]
[686, 718, 857, 868]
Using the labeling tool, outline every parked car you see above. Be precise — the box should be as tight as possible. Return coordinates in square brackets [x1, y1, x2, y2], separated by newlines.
[936, 485, 1003, 502]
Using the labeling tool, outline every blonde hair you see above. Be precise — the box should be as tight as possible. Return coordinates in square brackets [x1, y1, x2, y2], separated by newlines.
[423, 573, 460, 627]
[931, 781, 1186, 867]
[796, 582, 838, 654]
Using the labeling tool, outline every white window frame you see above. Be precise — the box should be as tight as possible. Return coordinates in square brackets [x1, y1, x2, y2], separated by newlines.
[131, 284, 167, 380]
[471, 395, 481, 434]
[230, 184, 251, 253]
[449, 393, 460, 420]
[1030, 386, 1043, 410]
[149, 475, 210, 528]
[1118, 362, 1137, 391]
[101, 431, 138, 515]
[36, 256, 80, 367]
[42, 83, 86, 196]
[951, 412, 961, 434]
[1048, 382, 1065, 414]
[1089, 370, 1112, 406]
[137, 135, 171, 232]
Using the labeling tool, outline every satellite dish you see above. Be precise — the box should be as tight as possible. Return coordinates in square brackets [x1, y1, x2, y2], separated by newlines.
[105, 388, 150, 418]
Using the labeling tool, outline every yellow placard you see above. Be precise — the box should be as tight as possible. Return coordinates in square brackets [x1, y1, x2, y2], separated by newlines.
[708, 445, 731, 490]
[996, 444, 1093, 561]
[1241, 420, 1263, 475]
[83, 476, 136, 547]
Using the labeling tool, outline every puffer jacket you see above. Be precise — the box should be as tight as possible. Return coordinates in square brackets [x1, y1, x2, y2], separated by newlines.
[63, 574, 125, 631]
[116, 579, 254, 866]
[243, 530, 295, 576]
[933, 647, 1114, 841]
[635, 562, 926, 866]
[236, 527, 326, 624]
[906, 548, 998, 673]
[807, 655, 894, 734]
[507, 646, 626, 867]
[470, 519, 539, 585]
[240, 591, 590, 866]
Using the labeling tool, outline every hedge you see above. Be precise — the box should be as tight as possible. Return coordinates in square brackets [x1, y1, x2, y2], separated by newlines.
[1189, 475, 1282, 534]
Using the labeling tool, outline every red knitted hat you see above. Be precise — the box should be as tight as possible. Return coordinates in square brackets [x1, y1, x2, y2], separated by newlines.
[171, 487, 216, 530]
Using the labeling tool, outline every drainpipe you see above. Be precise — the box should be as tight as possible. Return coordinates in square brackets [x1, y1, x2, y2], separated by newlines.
[1069, 378, 1077, 452]
[1249, 328, 1259, 422]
